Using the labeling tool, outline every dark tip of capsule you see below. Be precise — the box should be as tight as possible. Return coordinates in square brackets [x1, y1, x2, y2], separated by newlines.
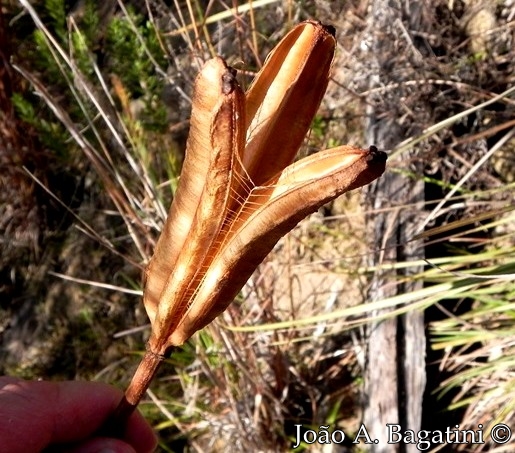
[324, 24, 336, 37]
[305, 20, 336, 37]
[221, 69, 237, 95]
[366, 145, 388, 163]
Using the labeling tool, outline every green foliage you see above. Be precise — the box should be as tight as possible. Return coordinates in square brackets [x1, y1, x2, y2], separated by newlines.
[11, 92, 69, 157]
[71, 33, 95, 79]
[310, 114, 341, 149]
[80, 0, 100, 47]
[11, 92, 36, 124]
[105, 8, 168, 131]
[310, 114, 328, 141]
[18, 0, 169, 154]
[44, 0, 66, 41]
[32, 29, 64, 85]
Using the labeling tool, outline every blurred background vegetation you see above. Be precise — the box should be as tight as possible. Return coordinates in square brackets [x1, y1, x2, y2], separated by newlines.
[0, 0, 514, 451]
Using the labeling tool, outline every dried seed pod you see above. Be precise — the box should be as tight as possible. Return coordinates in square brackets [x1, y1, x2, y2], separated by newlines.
[169, 146, 387, 345]
[108, 22, 388, 429]
[144, 58, 243, 321]
[143, 61, 225, 322]
[244, 20, 336, 185]
[144, 57, 245, 333]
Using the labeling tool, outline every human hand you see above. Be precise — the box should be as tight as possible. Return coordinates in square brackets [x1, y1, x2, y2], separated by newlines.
[0, 376, 157, 453]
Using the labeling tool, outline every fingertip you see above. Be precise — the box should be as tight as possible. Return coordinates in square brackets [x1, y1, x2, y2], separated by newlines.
[124, 410, 158, 453]
[68, 437, 136, 453]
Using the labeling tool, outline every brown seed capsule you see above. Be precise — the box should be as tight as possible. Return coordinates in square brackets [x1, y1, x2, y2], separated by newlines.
[244, 20, 336, 185]
[114, 22, 387, 424]
[169, 146, 387, 345]
[144, 57, 245, 341]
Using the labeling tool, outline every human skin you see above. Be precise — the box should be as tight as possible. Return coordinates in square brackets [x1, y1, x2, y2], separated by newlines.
[0, 376, 157, 453]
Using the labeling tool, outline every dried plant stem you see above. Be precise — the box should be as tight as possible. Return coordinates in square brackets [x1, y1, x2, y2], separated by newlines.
[99, 346, 172, 437]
